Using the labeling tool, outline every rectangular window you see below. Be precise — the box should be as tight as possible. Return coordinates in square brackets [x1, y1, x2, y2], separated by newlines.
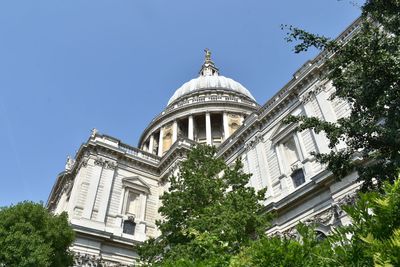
[123, 220, 136, 235]
[291, 169, 305, 187]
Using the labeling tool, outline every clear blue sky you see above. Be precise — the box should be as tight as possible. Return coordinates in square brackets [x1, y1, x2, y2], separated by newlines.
[0, 1, 363, 206]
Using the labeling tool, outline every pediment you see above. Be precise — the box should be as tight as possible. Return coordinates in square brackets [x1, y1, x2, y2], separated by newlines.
[122, 176, 151, 194]
[270, 121, 297, 143]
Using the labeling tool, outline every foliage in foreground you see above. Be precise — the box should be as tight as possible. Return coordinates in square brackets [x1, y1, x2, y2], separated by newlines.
[229, 224, 332, 267]
[138, 145, 270, 266]
[283, 0, 400, 190]
[233, 175, 400, 267]
[138, 145, 400, 266]
[143, 174, 400, 267]
[0, 201, 75, 267]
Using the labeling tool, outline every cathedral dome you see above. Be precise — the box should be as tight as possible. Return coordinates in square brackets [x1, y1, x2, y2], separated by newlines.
[167, 49, 255, 106]
[139, 49, 259, 155]
[167, 75, 255, 105]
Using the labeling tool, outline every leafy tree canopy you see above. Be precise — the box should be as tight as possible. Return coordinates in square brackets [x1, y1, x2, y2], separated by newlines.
[138, 145, 270, 266]
[284, 0, 400, 190]
[231, 174, 400, 267]
[0, 201, 75, 267]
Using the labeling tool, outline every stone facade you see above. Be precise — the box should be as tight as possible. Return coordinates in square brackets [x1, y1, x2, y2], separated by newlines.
[47, 19, 362, 266]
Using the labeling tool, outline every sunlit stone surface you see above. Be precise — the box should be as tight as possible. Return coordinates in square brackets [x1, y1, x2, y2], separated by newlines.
[47, 23, 361, 265]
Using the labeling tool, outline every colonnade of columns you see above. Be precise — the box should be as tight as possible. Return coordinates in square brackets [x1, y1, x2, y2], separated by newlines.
[142, 112, 244, 156]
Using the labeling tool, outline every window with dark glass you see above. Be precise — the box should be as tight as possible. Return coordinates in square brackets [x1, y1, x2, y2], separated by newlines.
[316, 231, 327, 242]
[291, 168, 305, 187]
[123, 220, 136, 235]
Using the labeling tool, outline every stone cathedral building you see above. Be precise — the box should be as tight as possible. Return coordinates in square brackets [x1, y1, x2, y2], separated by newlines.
[47, 19, 361, 266]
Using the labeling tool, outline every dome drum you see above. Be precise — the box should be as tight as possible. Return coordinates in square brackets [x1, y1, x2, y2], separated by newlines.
[140, 110, 247, 156]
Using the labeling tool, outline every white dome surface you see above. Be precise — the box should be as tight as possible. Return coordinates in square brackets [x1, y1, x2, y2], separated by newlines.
[167, 75, 255, 105]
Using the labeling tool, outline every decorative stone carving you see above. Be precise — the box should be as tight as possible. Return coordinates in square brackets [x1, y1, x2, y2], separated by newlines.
[273, 226, 298, 239]
[74, 252, 130, 267]
[78, 157, 89, 171]
[94, 157, 117, 170]
[299, 90, 315, 104]
[304, 207, 337, 226]
[334, 192, 358, 217]
[91, 128, 98, 138]
[299, 85, 325, 105]
[290, 161, 303, 172]
[244, 134, 264, 152]
[65, 156, 75, 171]
[304, 195, 357, 226]
[336, 192, 358, 207]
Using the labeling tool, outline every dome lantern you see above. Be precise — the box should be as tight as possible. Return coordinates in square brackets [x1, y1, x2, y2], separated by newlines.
[167, 50, 255, 106]
[199, 48, 219, 76]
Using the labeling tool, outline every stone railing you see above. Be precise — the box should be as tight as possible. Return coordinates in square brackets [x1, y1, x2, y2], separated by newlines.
[119, 143, 160, 163]
[155, 92, 258, 122]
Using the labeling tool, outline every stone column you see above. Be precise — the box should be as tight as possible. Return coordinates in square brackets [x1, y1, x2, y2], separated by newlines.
[172, 120, 178, 143]
[223, 112, 229, 140]
[206, 112, 212, 145]
[158, 127, 164, 157]
[188, 115, 194, 140]
[148, 135, 154, 154]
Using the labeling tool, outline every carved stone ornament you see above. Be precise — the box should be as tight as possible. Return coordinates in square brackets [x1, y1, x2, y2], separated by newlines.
[290, 161, 303, 172]
[299, 90, 315, 104]
[65, 156, 75, 171]
[337, 194, 359, 222]
[254, 133, 264, 144]
[337, 192, 358, 207]
[299, 85, 325, 104]
[244, 134, 264, 152]
[74, 252, 131, 267]
[272, 226, 298, 239]
[78, 158, 89, 171]
[303, 202, 343, 228]
[305, 209, 332, 226]
[91, 128, 98, 138]
[94, 157, 117, 170]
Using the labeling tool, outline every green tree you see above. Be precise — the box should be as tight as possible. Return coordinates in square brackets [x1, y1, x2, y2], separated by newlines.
[0, 201, 75, 267]
[138, 145, 270, 266]
[229, 224, 333, 267]
[326, 175, 400, 266]
[284, 0, 400, 190]
[229, 174, 400, 267]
